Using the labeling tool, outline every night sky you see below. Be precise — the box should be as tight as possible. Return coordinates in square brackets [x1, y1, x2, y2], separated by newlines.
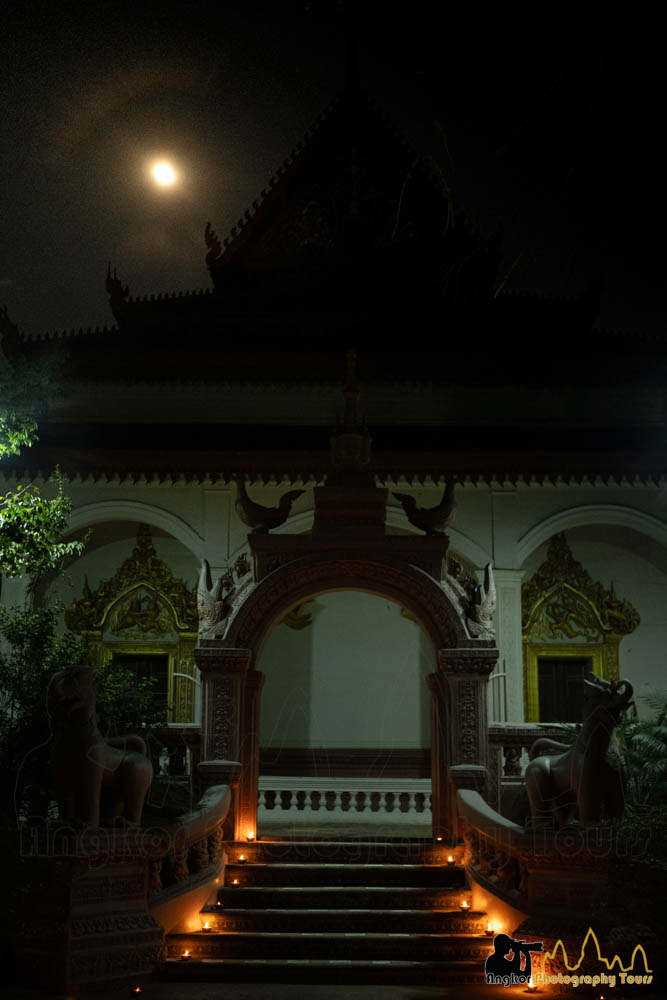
[2, 4, 664, 337]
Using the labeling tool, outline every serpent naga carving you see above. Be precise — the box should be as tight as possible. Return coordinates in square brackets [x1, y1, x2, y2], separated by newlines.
[524, 672, 633, 827]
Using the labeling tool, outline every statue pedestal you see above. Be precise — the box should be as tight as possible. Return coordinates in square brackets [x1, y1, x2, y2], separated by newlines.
[14, 829, 163, 992]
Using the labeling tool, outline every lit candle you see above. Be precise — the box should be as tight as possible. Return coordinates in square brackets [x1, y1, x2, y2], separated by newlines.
[526, 977, 538, 993]
[436, 836, 443, 842]
[447, 855, 455, 866]
[202, 921, 212, 933]
[485, 921, 494, 936]
[232, 878, 239, 885]
[246, 831, 255, 842]
[460, 899, 470, 911]
[130, 990, 142, 996]
[239, 853, 247, 863]
[215, 900, 223, 909]
[181, 950, 191, 962]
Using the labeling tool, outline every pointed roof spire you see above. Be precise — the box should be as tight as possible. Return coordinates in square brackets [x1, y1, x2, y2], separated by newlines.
[328, 349, 373, 486]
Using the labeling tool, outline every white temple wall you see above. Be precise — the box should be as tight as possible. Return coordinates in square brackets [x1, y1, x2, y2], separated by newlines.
[5, 474, 667, 725]
[258, 592, 435, 749]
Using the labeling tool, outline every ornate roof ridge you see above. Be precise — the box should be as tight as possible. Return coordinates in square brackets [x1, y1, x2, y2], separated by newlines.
[19, 324, 118, 343]
[203, 85, 473, 272]
[126, 286, 214, 306]
[204, 96, 342, 268]
[497, 284, 598, 304]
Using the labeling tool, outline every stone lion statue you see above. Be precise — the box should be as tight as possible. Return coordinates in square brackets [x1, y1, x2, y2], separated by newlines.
[48, 664, 153, 827]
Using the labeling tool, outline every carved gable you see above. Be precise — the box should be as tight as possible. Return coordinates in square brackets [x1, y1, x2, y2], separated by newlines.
[522, 533, 640, 641]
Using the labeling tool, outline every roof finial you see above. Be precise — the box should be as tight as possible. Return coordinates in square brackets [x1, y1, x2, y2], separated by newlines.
[343, 348, 360, 431]
[328, 349, 373, 486]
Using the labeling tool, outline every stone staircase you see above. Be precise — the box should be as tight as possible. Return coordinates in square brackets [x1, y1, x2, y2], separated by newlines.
[163, 838, 493, 986]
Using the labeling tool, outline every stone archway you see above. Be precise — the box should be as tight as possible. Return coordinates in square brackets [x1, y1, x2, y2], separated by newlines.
[195, 542, 498, 840]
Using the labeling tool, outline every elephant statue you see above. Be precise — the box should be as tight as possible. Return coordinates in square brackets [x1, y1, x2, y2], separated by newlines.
[48, 664, 153, 828]
[524, 672, 633, 828]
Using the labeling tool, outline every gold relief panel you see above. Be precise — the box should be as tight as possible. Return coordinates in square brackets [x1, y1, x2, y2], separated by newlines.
[65, 525, 198, 724]
[522, 533, 638, 722]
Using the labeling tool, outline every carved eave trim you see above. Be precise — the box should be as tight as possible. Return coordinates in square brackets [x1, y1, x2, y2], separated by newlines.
[4, 464, 667, 490]
[521, 532, 640, 640]
[65, 524, 198, 635]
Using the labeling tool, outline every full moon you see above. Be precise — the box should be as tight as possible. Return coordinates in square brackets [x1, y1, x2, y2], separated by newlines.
[152, 161, 176, 186]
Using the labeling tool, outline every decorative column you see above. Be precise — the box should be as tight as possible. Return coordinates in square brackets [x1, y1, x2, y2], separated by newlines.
[491, 569, 525, 723]
[236, 669, 265, 841]
[432, 648, 498, 836]
[194, 644, 251, 837]
[427, 671, 453, 840]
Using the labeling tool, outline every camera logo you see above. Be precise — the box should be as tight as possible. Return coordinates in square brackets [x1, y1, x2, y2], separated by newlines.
[485, 933, 544, 986]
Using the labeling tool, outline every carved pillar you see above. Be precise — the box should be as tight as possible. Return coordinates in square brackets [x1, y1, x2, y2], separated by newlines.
[427, 671, 454, 840]
[236, 669, 265, 841]
[492, 569, 525, 723]
[434, 648, 498, 835]
[194, 644, 252, 836]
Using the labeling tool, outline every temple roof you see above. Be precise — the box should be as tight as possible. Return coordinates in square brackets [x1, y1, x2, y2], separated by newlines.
[2, 79, 616, 384]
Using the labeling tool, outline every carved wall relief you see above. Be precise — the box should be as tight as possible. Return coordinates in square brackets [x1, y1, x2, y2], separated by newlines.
[65, 524, 198, 723]
[522, 533, 639, 721]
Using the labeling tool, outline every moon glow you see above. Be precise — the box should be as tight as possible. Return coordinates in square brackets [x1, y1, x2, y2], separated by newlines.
[152, 161, 176, 186]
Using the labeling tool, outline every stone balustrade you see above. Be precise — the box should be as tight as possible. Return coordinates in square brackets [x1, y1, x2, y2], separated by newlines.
[258, 776, 432, 830]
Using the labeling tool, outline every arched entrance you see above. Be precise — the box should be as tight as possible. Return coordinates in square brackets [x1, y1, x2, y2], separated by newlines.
[195, 543, 498, 840]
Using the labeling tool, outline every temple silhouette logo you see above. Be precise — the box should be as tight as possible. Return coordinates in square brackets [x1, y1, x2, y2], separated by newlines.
[484, 927, 653, 989]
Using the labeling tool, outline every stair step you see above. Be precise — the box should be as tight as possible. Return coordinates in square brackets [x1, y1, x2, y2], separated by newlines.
[223, 861, 465, 887]
[167, 930, 492, 961]
[201, 906, 486, 934]
[215, 885, 471, 909]
[228, 839, 459, 865]
[163, 957, 485, 986]
[164, 839, 483, 986]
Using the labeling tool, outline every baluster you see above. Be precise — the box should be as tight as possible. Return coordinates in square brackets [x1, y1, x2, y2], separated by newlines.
[207, 826, 222, 864]
[400, 791, 414, 815]
[149, 859, 163, 895]
[310, 790, 321, 812]
[189, 837, 209, 873]
[503, 744, 522, 777]
[384, 791, 395, 814]
[258, 788, 267, 811]
[324, 790, 337, 812]
[171, 845, 189, 883]
[279, 789, 293, 812]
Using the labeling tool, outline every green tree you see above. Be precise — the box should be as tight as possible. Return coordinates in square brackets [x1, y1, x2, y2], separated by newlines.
[1, 350, 84, 583]
[0, 338, 167, 824]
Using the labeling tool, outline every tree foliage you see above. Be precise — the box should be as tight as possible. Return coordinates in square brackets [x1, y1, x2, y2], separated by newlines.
[618, 692, 667, 806]
[1, 353, 84, 580]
